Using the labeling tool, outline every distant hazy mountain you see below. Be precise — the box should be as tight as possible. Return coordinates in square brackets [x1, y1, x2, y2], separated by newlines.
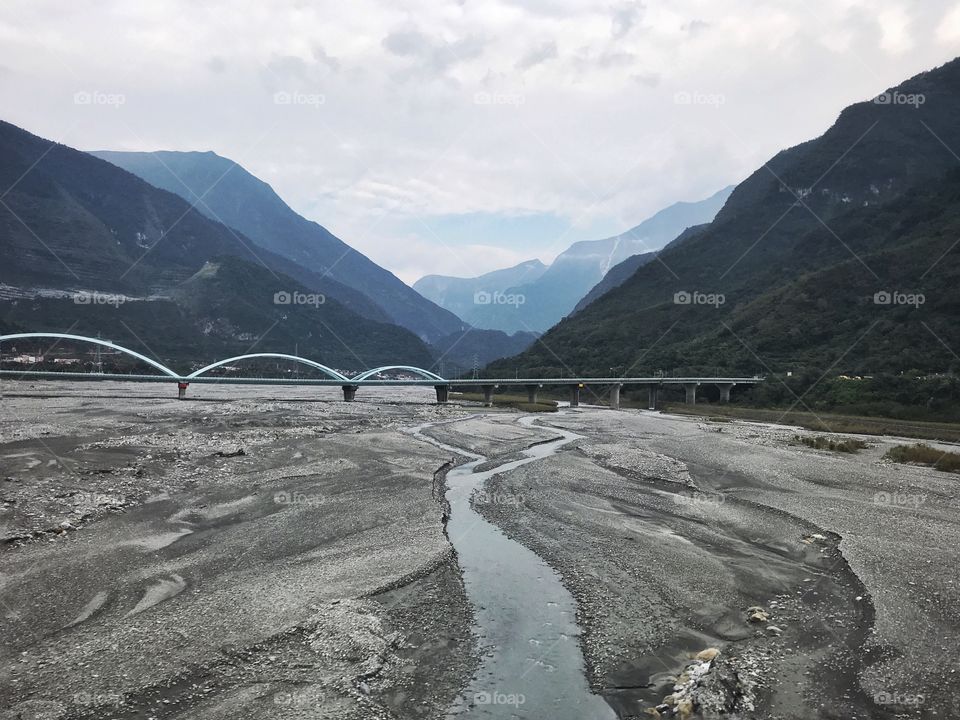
[92, 150, 465, 343]
[430, 328, 539, 377]
[573, 223, 714, 313]
[414, 259, 547, 327]
[416, 186, 733, 333]
[572, 251, 658, 313]
[489, 57, 960, 380]
[0, 120, 433, 370]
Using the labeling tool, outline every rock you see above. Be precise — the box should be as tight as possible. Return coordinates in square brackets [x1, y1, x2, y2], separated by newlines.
[766, 625, 783, 636]
[695, 647, 720, 661]
[748, 610, 769, 623]
[676, 697, 694, 719]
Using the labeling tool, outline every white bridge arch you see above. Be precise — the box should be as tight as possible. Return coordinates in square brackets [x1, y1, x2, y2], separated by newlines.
[187, 353, 349, 382]
[0, 334, 447, 386]
[0, 333, 180, 378]
[350, 365, 446, 382]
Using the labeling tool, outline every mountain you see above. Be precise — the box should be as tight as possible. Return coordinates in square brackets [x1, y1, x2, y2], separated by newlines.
[413, 259, 547, 327]
[419, 186, 733, 333]
[573, 223, 714, 314]
[0, 120, 434, 370]
[429, 328, 539, 377]
[572, 251, 657, 313]
[487, 58, 960, 386]
[92, 150, 466, 343]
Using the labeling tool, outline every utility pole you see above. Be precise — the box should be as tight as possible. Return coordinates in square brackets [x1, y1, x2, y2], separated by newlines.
[472, 354, 478, 379]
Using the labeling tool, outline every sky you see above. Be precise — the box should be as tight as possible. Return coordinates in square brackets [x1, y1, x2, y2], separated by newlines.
[2, 1, 959, 284]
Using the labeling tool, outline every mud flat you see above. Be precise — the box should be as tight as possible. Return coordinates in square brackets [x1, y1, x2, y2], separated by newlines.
[0, 381, 478, 720]
[464, 409, 960, 719]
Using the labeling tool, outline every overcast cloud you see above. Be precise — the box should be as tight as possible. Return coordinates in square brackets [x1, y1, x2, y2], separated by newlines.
[1, 0, 959, 283]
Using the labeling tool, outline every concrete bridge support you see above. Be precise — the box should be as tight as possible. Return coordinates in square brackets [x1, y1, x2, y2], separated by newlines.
[481, 385, 495, 407]
[570, 384, 581, 407]
[684, 383, 698, 405]
[647, 385, 659, 410]
[342, 385, 358, 402]
[716, 383, 734, 404]
[435, 385, 450, 404]
[609, 383, 622, 410]
[177, 382, 189, 400]
[526, 384, 540, 404]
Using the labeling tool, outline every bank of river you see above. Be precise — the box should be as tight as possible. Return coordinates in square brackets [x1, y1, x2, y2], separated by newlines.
[413, 415, 616, 719]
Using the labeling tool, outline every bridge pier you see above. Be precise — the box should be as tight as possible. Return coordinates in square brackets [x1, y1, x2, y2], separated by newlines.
[647, 385, 659, 410]
[481, 385, 495, 407]
[716, 383, 734, 404]
[570, 384, 581, 407]
[609, 383, 622, 410]
[342, 385, 358, 402]
[525, 384, 540, 404]
[684, 382, 699, 405]
[435, 385, 450, 404]
[177, 382, 189, 400]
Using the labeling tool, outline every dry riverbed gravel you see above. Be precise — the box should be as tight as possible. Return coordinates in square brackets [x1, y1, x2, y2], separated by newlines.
[0, 382, 478, 720]
[468, 408, 960, 719]
[2, 382, 958, 720]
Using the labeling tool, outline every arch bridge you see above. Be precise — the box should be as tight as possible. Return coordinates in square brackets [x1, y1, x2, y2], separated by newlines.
[0, 332, 761, 408]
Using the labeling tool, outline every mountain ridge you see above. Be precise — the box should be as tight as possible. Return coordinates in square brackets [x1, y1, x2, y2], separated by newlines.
[0, 120, 435, 370]
[415, 186, 733, 333]
[92, 149, 466, 343]
[487, 56, 960, 381]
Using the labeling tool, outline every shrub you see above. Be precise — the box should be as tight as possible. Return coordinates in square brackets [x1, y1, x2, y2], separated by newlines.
[883, 443, 960, 473]
[794, 435, 868, 453]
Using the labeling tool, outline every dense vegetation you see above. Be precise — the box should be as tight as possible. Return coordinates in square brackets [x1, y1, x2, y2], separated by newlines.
[487, 58, 960, 420]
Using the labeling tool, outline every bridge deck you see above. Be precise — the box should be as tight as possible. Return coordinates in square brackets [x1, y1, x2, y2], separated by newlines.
[0, 370, 760, 387]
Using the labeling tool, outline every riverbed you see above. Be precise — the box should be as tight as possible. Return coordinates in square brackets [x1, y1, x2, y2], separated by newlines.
[1, 382, 958, 719]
